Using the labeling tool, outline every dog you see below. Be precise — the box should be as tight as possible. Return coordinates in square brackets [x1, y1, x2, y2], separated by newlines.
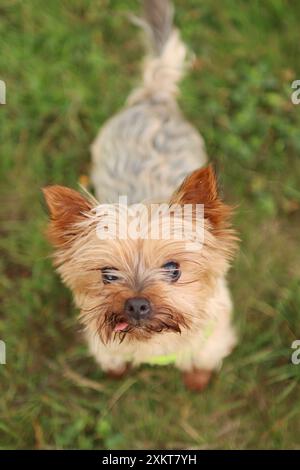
[43, 0, 238, 391]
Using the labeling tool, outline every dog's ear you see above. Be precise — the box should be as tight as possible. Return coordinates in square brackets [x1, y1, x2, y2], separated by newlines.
[42, 185, 92, 246]
[170, 165, 232, 233]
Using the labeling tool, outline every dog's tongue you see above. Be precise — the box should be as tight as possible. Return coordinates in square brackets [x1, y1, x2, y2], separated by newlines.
[114, 322, 129, 332]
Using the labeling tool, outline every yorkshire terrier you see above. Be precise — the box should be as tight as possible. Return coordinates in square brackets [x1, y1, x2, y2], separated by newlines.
[43, 0, 238, 391]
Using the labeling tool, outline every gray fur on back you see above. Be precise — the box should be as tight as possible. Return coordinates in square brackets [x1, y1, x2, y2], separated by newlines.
[91, 100, 206, 204]
[90, 0, 207, 204]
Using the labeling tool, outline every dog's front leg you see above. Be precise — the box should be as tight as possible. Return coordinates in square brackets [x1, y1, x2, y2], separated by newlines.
[182, 368, 213, 392]
[86, 331, 130, 378]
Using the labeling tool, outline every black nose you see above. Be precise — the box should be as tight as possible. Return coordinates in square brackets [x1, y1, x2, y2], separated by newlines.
[124, 297, 152, 321]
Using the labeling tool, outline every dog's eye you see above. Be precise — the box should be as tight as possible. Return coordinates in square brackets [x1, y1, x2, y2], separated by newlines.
[161, 261, 181, 282]
[101, 267, 120, 284]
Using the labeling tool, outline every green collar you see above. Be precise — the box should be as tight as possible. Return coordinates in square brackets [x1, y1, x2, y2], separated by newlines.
[143, 320, 215, 366]
[146, 352, 178, 366]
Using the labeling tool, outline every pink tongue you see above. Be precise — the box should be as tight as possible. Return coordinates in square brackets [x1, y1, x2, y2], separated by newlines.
[114, 322, 129, 332]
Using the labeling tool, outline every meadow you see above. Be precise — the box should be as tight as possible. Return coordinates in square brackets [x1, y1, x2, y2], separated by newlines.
[0, 0, 299, 449]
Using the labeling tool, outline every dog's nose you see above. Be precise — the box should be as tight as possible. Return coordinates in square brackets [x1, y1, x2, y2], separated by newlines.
[124, 297, 152, 321]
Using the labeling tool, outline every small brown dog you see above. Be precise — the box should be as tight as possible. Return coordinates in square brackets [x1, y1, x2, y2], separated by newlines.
[43, 0, 237, 391]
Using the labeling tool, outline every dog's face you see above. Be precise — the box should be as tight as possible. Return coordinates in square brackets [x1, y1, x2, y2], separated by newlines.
[43, 166, 237, 343]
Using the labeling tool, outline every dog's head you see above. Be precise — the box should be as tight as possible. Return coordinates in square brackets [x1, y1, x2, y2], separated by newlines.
[43, 166, 237, 343]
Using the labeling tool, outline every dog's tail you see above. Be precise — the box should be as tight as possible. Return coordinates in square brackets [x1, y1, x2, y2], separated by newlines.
[128, 0, 190, 105]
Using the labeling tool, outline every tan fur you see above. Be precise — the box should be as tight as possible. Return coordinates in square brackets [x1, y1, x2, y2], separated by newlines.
[43, 168, 238, 375]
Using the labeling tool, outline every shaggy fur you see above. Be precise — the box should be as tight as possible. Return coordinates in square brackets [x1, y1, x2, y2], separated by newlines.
[43, 0, 238, 389]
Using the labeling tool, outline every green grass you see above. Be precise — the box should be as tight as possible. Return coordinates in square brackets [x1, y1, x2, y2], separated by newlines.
[1, 0, 300, 449]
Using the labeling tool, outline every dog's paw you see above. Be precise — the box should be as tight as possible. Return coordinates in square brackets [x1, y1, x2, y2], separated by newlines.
[182, 368, 213, 392]
[106, 364, 131, 380]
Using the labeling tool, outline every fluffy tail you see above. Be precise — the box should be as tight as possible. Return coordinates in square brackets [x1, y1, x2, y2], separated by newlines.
[128, 0, 190, 105]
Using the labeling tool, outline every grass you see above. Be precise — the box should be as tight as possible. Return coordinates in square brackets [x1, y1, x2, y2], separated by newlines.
[1, 0, 300, 449]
